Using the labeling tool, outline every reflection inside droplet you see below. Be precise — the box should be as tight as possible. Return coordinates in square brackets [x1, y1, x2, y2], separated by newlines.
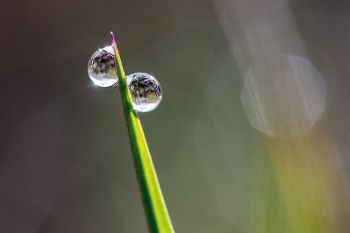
[87, 46, 118, 87]
[127, 73, 162, 112]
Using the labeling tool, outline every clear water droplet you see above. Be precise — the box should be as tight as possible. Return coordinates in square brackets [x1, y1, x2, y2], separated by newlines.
[87, 46, 118, 87]
[127, 73, 162, 112]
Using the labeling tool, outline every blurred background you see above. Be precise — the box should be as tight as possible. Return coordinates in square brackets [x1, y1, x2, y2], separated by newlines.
[1, 0, 350, 232]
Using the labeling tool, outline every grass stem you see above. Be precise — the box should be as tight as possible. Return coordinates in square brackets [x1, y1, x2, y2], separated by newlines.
[110, 32, 175, 233]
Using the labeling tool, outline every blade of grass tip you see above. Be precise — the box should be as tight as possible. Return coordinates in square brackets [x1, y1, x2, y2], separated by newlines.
[110, 32, 175, 233]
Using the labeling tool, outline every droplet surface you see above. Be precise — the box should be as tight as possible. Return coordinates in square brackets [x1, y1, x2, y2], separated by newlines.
[87, 46, 118, 87]
[127, 73, 162, 112]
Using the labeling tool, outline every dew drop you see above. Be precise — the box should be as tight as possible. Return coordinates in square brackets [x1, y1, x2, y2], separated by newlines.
[127, 73, 162, 112]
[87, 46, 118, 87]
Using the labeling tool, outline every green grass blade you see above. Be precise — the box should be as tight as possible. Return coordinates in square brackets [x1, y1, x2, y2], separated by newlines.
[110, 32, 175, 233]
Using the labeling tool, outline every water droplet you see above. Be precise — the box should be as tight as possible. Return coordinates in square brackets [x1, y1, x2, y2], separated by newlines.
[127, 73, 162, 112]
[87, 46, 118, 87]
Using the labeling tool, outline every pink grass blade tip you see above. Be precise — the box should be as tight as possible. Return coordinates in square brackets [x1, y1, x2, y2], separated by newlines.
[110, 31, 116, 46]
